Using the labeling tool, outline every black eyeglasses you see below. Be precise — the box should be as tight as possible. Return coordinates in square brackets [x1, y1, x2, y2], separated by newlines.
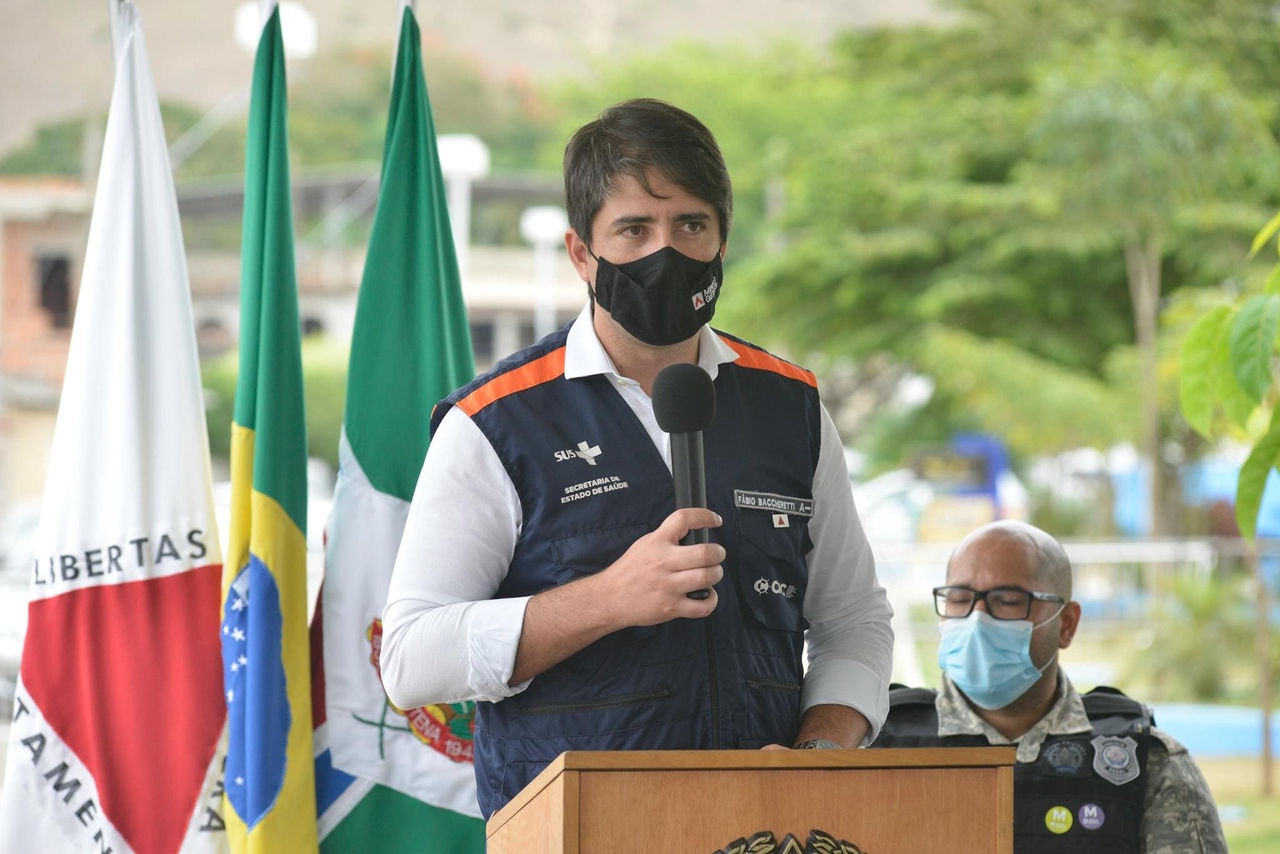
[933, 585, 1065, 621]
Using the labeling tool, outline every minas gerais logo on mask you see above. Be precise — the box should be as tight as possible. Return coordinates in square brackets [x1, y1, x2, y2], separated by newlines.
[691, 275, 720, 310]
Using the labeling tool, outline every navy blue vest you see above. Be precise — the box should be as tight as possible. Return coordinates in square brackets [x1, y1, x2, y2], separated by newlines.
[872, 684, 1151, 853]
[432, 326, 824, 817]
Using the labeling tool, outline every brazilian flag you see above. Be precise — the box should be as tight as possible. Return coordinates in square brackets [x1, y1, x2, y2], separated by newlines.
[221, 5, 318, 852]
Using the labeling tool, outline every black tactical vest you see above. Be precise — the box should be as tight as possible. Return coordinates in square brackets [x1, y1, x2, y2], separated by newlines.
[873, 684, 1152, 853]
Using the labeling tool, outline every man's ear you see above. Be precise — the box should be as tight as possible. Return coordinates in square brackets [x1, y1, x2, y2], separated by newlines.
[1057, 601, 1082, 650]
[566, 229, 592, 281]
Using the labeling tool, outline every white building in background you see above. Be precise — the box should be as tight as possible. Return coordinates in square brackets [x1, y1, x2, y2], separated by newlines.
[0, 178, 92, 510]
[0, 157, 583, 511]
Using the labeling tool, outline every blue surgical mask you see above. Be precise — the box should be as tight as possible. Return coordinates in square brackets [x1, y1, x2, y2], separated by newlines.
[937, 609, 1060, 710]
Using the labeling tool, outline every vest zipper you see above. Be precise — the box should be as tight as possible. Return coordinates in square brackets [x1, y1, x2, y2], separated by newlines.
[705, 619, 720, 745]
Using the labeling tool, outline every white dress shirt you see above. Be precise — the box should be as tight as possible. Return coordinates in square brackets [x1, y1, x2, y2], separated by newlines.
[380, 304, 894, 738]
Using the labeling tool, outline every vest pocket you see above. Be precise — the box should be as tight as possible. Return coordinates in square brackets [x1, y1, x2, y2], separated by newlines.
[549, 524, 650, 582]
[731, 678, 802, 748]
[519, 686, 674, 716]
[734, 511, 808, 632]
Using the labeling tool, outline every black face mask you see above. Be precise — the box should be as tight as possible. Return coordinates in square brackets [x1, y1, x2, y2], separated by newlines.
[591, 246, 723, 346]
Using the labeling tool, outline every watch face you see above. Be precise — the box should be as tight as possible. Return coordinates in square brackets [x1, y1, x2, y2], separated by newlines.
[795, 738, 842, 750]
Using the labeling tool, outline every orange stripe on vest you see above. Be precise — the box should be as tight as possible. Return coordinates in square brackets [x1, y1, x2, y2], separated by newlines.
[456, 348, 568, 416]
[718, 336, 817, 388]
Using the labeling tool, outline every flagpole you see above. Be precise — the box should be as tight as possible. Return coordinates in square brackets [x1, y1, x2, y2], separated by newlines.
[107, 0, 127, 63]
[394, 1, 416, 73]
[260, 0, 278, 27]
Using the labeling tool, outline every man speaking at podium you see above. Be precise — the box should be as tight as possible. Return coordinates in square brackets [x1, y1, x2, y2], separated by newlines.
[380, 98, 894, 818]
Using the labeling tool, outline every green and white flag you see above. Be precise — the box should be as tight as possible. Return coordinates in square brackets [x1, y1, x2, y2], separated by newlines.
[311, 6, 483, 850]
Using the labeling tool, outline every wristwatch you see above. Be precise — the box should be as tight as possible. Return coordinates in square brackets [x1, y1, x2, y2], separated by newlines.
[794, 738, 843, 750]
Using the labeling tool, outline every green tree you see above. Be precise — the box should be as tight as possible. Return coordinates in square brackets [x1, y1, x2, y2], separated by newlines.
[1122, 571, 1256, 701]
[3, 38, 559, 181]
[203, 335, 348, 472]
[632, 11, 1280, 494]
[1020, 35, 1272, 533]
[286, 43, 555, 172]
[1180, 213, 1280, 537]
[543, 37, 856, 259]
[534, 17, 1278, 494]
[0, 116, 96, 176]
[704, 25, 1153, 465]
[952, 0, 1280, 131]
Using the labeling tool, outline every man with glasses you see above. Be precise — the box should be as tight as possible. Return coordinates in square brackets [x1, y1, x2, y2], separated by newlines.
[873, 520, 1226, 853]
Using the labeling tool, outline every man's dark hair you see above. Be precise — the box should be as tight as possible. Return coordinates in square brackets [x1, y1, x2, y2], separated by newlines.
[563, 98, 733, 249]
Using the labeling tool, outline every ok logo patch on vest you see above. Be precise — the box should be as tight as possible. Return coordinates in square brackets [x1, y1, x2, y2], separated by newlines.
[1091, 735, 1141, 785]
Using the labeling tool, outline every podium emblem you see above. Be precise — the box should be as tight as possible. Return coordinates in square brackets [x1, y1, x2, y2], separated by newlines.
[715, 829, 866, 854]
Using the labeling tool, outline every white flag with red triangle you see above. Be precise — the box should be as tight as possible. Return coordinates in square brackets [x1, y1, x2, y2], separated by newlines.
[0, 4, 228, 852]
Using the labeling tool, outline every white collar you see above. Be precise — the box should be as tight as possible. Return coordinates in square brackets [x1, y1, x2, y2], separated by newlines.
[562, 302, 739, 382]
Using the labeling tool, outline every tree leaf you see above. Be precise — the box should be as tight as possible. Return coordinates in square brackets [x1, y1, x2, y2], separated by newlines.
[1209, 303, 1259, 428]
[1249, 209, 1280, 259]
[1266, 262, 1280, 297]
[1178, 305, 1230, 437]
[1228, 294, 1280, 403]
[1236, 407, 1280, 539]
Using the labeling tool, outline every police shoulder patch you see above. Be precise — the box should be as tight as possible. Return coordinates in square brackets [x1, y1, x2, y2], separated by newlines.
[1091, 735, 1141, 785]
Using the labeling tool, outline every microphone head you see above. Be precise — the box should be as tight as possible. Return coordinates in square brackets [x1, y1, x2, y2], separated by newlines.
[653, 363, 717, 433]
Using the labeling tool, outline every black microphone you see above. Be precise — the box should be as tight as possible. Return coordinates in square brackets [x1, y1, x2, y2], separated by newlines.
[652, 363, 717, 600]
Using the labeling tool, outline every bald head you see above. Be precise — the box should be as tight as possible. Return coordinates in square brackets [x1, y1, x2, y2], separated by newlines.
[947, 520, 1073, 600]
[939, 520, 1082, 729]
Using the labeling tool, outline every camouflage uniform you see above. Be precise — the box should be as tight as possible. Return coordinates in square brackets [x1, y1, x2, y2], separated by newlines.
[935, 672, 1227, 853]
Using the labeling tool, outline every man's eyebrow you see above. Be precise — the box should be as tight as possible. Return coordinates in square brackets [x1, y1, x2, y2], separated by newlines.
[606, 211, 712, 231]
[607, 214, 655, 230]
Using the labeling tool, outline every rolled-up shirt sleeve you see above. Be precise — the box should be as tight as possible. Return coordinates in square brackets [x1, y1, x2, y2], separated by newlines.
[800, 405, 895, 742]
[380, 406, 531, 709]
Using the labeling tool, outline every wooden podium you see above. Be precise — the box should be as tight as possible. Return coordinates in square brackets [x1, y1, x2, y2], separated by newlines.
[486, 747, 1015, 853]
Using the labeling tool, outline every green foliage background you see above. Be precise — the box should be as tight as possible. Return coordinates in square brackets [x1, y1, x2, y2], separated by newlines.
[9, 0, 1280, 532]
[9, 5, 1280, 837]
[202, 336, 348, 472]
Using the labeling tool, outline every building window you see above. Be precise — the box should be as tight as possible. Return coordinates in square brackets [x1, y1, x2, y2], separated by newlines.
[36, 254, 72, 329]
[470, 321, 494, 364]
[518, 321, 536, 349]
